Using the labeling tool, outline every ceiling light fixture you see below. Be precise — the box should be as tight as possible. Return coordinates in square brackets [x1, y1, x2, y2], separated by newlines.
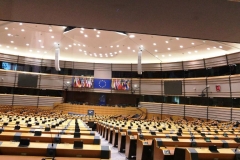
[153, 43, 156, 45]
[69, 45, 72, 47]
[14, 47, 17, 50]
[63, 26, 75, 34]
[180, 45, 183, 48]
[73, 43, 76, 46]
[41, 46, 44, 48]
[97, 31, 101, 34]
[133, 50, 135, 52]
[128, 47, 130, 49]
[195, 50, 198, 53]
[7, 33, 11, 36]
[81, 28, 84, 30]
[168, 48, 171, 50]
[10, 41, 14, 43]
[162, 55, 165, 57]
[191, 42, 195, 45]
[155, 50, 158, 52]
[165, 41, 169, 43]
[26, 43, 29, 46]
[19, 23, 22, 25]
[169, 54, 171, 56]
[51, 36, 54, 38]
[21, 29, 25, 32]
[38, 40, 42, 42]
[116, 45, 119, 47]
[110, 46, 113, 48]
[96, 35, 100, 37]
[188, 52, 191, 54]
[129, 35, 135, 38]
[80, 31, 84, 34]
[84, 34, 88, 37]
[93, 29, 96, 31]
[5, 27, 8, 30]
[6, 46, 9, 48]
[219, 46, 222, 48]
[29, 50, 32, 52]
[176, 38, 179, 40]
[207, 48, 210, 50]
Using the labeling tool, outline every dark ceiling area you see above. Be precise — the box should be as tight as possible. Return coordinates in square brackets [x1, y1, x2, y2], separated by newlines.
[0, 0, 240, 43]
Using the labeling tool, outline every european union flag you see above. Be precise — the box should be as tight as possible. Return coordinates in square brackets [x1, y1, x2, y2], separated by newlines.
[94, 79, 112, 89]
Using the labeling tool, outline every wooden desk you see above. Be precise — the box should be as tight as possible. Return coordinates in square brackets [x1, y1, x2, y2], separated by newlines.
[0, 132, 100, 144]
[125, 135, 137, 159]
[118, 132, 126, 152]
[185, 148, 238, 160]
[0, 141, 110, 159]
[112, 129, 118, 147]
[0, 128, 95, 135]
[0, 155, 106, 160]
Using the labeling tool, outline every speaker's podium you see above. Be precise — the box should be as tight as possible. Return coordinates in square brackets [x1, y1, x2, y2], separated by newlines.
[88, 110, 94, 116]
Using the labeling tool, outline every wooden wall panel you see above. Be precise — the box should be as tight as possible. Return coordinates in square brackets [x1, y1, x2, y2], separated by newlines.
[205, 56, 227, 68]
[230, 75, 240, 97]
[112, 64, 131, 71]
[13, 95, 38, 106]
[183, 59, 205, 70]
[142, 63, 161, 71]
[0, 94, 13, 105]
[185, 105, 207, 119]
[185, 78, 206, 97]
[55, 103, 144, 115]
[38, 96, 62, 106]
[141, 79, 161, 95]
[162, 103, 184, 116]
[232, 108, 240, 121]
[208, 107, 231, 121]
[207, 76, 230, 97]
[0, 70, 16, 87]
[162, 62, 182, 71]
[140, 102, 161, 114]
[39, 74, 64, 90]
[227, 52, 240, 65]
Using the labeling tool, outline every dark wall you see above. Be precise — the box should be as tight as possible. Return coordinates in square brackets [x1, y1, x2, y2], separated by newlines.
[65, 91, 140, 106]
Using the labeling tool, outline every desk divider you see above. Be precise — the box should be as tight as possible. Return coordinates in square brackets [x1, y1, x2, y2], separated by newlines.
[221, 140, 229, 148]
[13, 132, 21, 141]
[46, 143, 57, 157]
[93, 136, 100, 144]
[188, 148, 198, 160]
[100, 145, 110, 159]
[156, 138, 163, 147]
[30, 128, 35, 133]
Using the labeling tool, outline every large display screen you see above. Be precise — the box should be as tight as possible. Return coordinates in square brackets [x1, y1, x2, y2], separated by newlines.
[1, 62, 17, 70]
[164, 81, 182, 95]
[73, 77, 93, 88]
[17, 73, 38, 88]
[111, 78, 131, 90]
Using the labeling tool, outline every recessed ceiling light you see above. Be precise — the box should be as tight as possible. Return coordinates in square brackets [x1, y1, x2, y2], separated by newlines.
[219, 46, 222, 48]
[19, 23, 22, 25]
[96, 35, 100, 37]
[213, 46, 216, 49]
[90, 54, 92, 56]
[110, 46, 113, 48]
[176, 38, 179, 40]
[162, 55, 165, 57]
[165, 41, 169, 43]
[84, 53, 87, 55]
[180, 45, 183, 48]
[155, 50, 158, 52]
[49, 29, 52, 32]
[21, 29, 25, 32]
[38, 40, 42, 42]
[191, 42, 195, 45]
[203, 41, 206, 43]
[0, 44, 1, 47]
[119, 50, 122, 53]
[54, 42, 57, 45]
[79, 49, 82, 52]
[129, 35, 135, 38]
[127, 47, 130, 49]
[51, 36, 54, 38]
[41, 46, 44, 48]
[84, 34, 88, 37]
[188, 52, 191, 54]
[37, 50, 40, 53]
[168, 48, 171, 50]
[5, 27, 8, 30]
[10, 41, 14, 43]
[116, 45, 119, 47]
[65, 47, 68, 50]
[155, 55, 158, 57]
[14, 47, 17, 50]
[73, 43, 76, 46]
[29, 50, 32, 52]
[207, 48, 210, 50]
[110, 53, 112, 54]
[114, 52, 118, 54]
[195, 50, 198, 53]
[99, 47, 102, 49]
[140, 45, 143, 48]
[44, 51, 47, 53]
[69, 45, 72, 47]
[153, 43, 156, 45]
[81, 28, 84, 30]
[26, 43, 29, 46]
[83, 44, 86, 47]
[84, 50, 86, 53]
[132, 50, 135, 52]
[169, 54, 171, 56]
[105, 53, 108, 55]
[80, 31, 84, 34]
[97, 31, 101, 34]
[93, 29, 96, 31]
[7, 33, 11, 36]
[78, 44, 81, 46]
[6, 46, 9, 48]
[111, 55, 113, 57]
